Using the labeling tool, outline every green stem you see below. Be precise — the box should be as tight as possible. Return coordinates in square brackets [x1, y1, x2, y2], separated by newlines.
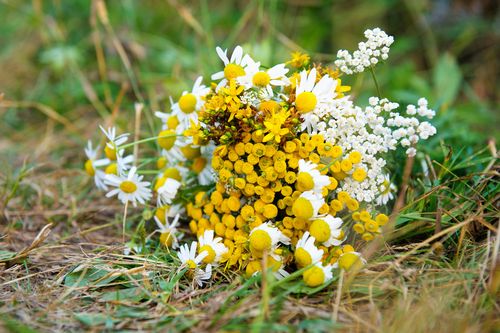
[117, 134, 182, 150]
[369, 66, 381, 98]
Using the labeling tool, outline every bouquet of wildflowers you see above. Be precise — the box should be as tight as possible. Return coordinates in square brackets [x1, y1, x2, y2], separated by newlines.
[84, 28, 436, 288]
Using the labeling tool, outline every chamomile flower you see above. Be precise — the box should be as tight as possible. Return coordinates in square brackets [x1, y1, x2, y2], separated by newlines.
[198, 230, 228, 265]
[156, 178, 181, 207]
[84, 140, 109, 190]
[116, 150, 134, 176]
[178, 241, 208, 269]
[249, 222, 290, 254]
[297, 159, 330, 194]
[105, 167, 152, 207]
[375, 174, 397, 205]
[193, 264, 212, 287]
[171, 76, 210, 131]
[294, 232, 324, 268]
[211, 45, 256, 90]
[294, 68, 335, 114]
[154, 214, 180, 249]
[302, 262, 334, 287]
[191, 144, 215, 185]
[309, 215, 344, 247]
[238, 63, 290, 90]
[99, 126, 130, 161]
[291, 191, 325, 220]
[333, 251, 366, 271]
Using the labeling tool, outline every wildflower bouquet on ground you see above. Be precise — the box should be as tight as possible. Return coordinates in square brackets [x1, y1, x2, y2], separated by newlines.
[84, 28, 437, 288]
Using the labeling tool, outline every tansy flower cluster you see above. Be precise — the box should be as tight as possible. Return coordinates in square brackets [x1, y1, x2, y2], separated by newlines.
[84, 28, 437, 289]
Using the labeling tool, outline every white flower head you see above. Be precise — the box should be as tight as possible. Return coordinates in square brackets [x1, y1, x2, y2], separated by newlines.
[84, 140, 109, 190]
[375, 174, 397, 206]
[178, 241, 208, 269]
[309, 215, 344, 247]
[171, 76, 210, 131]
[237, 63, 290, 90]
[294, 232, 324, 268]
[297, 159, 331, 195]
[295, 68, 336, 114]
[105, 166, 152, 207]
[193, 264, 212, 287]
[249, 222, 291, 253]
[303, 262, 334, 287]
[292, 191, 325, 220]
[198, 230, 228, 265]
[211, 45, 257, 90]
[154, 214, 181, 249]
[157, 178, 181, 207]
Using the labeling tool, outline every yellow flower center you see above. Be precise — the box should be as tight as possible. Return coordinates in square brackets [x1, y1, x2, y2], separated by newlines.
[199, 245, 216, 264]
[119, 180, 137, 194]
[224, 63, 245, 80]
[295, 92, 317, 113]
[167, 115, 179, 129]
[245, 260, 262, 277]
[294, 247, 312, 268]
[296, 172, 314, 192]
[292, 197, 314, 220]
[309, 219, 331, 243]
[185, 259, 197, 269]
[249, 230, 272, 252]
[338, 252, 362, 271]
[158, 130, 176, 150]
[303, 265, 325, 287]
[160, 232, 174, 247]
[105, 163, 118, 175]
[191, 157, 207, 174]
[178, 93, 197, 114]
[252, 71, 271, 87]
[84, 160, 95, 176]
[104, 145, 116, 160]
[181, 145, 201, 159]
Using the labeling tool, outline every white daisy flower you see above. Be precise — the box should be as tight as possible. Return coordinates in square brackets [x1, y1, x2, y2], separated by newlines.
[105, 167, 152, 207]
[99, 125, 130, 161]
[294, 231, 324, 268]
[211, 45, 256, 90]
[291, 191, 325, 220]
[238, 63, 290, 90]
[249, 222, 291, 253]
[332, 251, 366, 271]
[178, 241, 208, 269]
[154, 214, 181, 249]
[157, 178, 181, 207]
[191, 144, 215, 185]
[303, 262, 334, 287]
[375, 174, 397, 205]
[197, 230, 228, 265]
[170, 76, 210, 131]
[309, 215, 344, 247]
[193, 264, 212, 287]
[116, 150, 134, 176]
[84, 140, 109, 190]
[297, 159, 331, 195]
[295, 68, 335, 112]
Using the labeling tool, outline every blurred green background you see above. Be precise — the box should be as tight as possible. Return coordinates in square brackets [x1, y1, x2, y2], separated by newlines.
[0, 0, 498, 149]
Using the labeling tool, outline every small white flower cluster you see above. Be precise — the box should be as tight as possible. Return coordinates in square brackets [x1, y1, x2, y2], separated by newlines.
[335, 28, 394, 75]
[303, 95, 436, 203]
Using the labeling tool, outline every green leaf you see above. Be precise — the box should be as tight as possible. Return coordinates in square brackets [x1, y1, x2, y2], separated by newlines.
[433, 53, 462, 109]
[74, 313, 109, 327]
